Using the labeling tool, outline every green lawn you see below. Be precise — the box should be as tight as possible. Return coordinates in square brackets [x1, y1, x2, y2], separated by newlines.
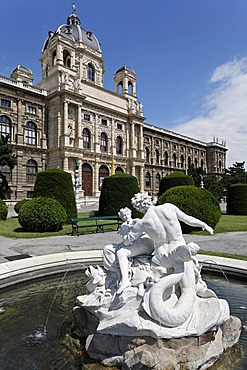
[0, 212, 119, 238]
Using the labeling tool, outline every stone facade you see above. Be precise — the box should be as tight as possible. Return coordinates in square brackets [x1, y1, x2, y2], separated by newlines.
[0, 8, 227, 201]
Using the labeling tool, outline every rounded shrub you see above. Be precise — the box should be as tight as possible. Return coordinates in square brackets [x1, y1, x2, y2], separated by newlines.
[157, 185, 221, 233]
[33, 169, 77, 222]
[14, 199, 30, 215]
[98, 173, 141, 217]
[0, 199, 8, 220]
[158, 172, 194, 197]
[227, 183, 247, 215]
[18, 197, 67, 232]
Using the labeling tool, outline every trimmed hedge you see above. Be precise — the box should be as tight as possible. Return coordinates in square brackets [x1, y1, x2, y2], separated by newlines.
[98, 173, 141, 217]
[157, 185, 221, 233]
[33, 169, 77, 222]
[158, 172, 194, 197]
[227, 183, 247, 215]
[18, 197, 67, 232]
[14, 199, 30, 215]
[0, 199, 8, 220]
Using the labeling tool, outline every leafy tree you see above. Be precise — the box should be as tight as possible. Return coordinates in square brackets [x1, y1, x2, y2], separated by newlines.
[0, 135, 17, 199]
[203, 174, 224, 202]
[221, 161, 247, 198]
[187, 164, 206, 188]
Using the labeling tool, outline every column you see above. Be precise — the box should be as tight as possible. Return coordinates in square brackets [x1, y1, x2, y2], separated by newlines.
[94, 113, 100, 152]
[16, 99, 23, 144]
[139, 166, 144, 192]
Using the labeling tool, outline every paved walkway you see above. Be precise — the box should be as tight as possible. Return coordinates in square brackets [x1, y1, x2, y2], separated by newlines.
[0, 230, 246, 264]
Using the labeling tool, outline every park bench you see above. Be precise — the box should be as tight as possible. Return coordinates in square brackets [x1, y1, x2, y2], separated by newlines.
[71, 215, 121, 235]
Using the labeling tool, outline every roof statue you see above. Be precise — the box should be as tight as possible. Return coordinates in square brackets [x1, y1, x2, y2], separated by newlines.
[72, 1, 76, 14]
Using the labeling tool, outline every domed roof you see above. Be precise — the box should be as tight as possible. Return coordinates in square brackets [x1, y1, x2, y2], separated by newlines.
[11, 65, 33, 76]
[115, 65, 136, 76]
[42, 11, 101, 53]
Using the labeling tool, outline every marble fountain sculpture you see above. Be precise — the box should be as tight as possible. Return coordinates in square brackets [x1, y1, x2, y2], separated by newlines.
[72, 193, 241, 369]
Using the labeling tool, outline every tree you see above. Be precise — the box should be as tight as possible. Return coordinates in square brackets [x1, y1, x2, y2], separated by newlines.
[187, 164, 206, 188]
[221, 161, 247, 199]
[0, 135, 17, 199]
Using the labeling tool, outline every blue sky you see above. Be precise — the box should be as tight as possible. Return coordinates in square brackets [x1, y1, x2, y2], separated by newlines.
[1, 0, 247, 167]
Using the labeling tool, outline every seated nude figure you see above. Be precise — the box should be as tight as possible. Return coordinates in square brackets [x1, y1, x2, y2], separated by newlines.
[116, 193, 213, 293]
[103, 207, 154, 294]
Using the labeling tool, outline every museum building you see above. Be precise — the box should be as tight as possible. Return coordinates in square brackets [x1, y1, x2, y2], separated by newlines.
[0, 8, 227, 202]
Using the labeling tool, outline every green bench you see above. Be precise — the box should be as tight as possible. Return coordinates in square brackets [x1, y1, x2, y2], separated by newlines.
[71, 215, 121, 235]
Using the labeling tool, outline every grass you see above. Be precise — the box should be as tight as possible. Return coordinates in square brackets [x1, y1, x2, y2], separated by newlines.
[199, 249, 247, 261]
[0, 212, 247, 240]
[0, 212, 119, 239]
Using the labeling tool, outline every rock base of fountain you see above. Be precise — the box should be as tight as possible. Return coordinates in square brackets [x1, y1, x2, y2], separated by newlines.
[71, 308, 241, 370]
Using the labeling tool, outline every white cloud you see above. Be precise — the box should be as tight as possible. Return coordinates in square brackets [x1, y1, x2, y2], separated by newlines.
[172, 57, 247, 168]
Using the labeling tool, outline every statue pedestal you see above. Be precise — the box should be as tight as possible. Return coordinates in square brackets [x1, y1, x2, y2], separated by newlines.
[71, 308, 241, 370]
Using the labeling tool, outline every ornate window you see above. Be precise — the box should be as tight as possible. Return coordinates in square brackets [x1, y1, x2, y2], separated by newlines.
[164, 151, 168, 166]
[155, 149, 160, 165]
[116, 136, 123, 155]
[0, 164, 11, 182]
[27, 105, 36, 115]
[82, 128, 90, 149]
[155, 173, 161, 189]
[180, 155, 184, 168]
[100, 132, 107, 152]
[26, 159, 37, 183]
[0, 115, 11, 138]
[128, 81, 133, 95]
[117, 82, 123, 94]
[145, 172, 151, 187]
[25, 121, 37, 145]
[145, 147, 150, 163]
[0, 98, 11, 108]
[172, 153, 177, 167]
[88, 63, 95, 82]
[63, 49, 71, 68]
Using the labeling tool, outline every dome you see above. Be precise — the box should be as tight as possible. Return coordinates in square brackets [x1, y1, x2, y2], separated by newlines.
[115, 65, 136, 76]
[11, 65, 33, 76]
[42, 12, 101, 53]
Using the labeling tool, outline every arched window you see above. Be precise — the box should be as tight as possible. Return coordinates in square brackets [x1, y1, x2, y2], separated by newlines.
[145, 172, 151, 187]
[63, 49, 71, 68]
[180, 155, 184, 168]
[25, 121, 37, 145]
[128, 81, 133, 95]
[164, 151, 168, 166]
[194, 158, 198, 168]
[26, 159, 37, 183]
[155, 149, 160, 165]
[117, 82, 123, 94]
[219, 160, 222, 172]
[172, 153, 177, 167]
[0, 164, 11, 182]
[52, 50, 57, 66]
[88, 63, 95, 82]
[82, 128, 90, 149]
[115, 167, 124, 174]
[99, 165, 109, 190]
[82, 163, 92, 196]
[155, 173, 161, 189]
[145, 147, 150, 163]
[201, 159, 204, 169]
[116, 136, 123, 155]
[100, 132, 107, 152]
[188, 156, 191, 166]
[0, 115, 11, 138]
